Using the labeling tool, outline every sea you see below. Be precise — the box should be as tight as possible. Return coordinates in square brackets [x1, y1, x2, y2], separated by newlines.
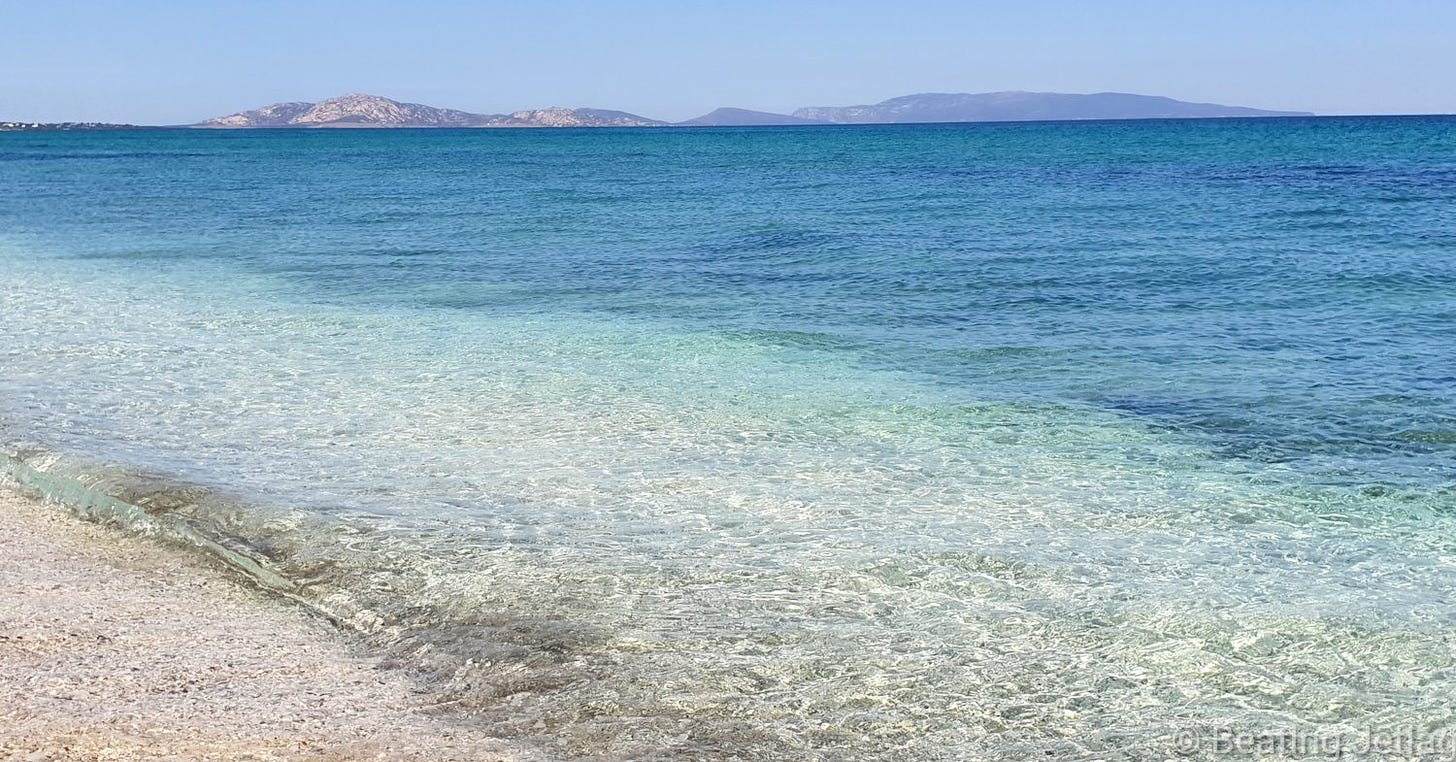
[1, 117, 1454, 760]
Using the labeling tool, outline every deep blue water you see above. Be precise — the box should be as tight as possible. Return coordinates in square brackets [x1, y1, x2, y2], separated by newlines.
[2, 118, 1455, 759]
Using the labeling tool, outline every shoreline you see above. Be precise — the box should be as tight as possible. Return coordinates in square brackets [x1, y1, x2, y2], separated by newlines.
[0, 484, 527, 761]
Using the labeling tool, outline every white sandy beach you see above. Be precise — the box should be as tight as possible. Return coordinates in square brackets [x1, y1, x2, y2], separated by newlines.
[0, 485, 524, 762]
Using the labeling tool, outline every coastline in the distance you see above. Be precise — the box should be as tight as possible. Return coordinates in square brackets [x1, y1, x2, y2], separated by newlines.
[182, 90, 1314, 130]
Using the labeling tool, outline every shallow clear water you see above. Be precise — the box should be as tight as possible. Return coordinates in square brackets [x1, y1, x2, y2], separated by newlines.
[2, 119, 1455, 759]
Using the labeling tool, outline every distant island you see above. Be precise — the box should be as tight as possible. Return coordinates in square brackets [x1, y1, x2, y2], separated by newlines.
[196, 94, 667, 129]
[677, 108, 829, 127]
[3, 92, 1314, 131]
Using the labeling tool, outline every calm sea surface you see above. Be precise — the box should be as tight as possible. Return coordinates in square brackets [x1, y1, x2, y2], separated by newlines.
[2, 118, 1455, 759]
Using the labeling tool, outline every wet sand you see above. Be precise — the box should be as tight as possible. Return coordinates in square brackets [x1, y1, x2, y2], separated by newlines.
[0, 485, 528, 761]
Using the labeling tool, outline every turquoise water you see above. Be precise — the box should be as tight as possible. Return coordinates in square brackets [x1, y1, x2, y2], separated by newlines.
[2, 118, 1455, 759]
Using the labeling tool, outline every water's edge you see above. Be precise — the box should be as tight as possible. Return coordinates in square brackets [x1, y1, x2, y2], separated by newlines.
[0, 441, 365, 628]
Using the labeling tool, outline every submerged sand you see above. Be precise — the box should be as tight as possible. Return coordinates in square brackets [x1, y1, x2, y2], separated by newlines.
[0, 485, 526, 761]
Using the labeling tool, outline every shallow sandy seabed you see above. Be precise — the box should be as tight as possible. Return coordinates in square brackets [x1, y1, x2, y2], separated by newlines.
[0, 485, 527, 761]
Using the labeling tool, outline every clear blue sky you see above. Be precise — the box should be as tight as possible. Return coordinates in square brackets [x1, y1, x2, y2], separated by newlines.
[3, 0, 1453, 123]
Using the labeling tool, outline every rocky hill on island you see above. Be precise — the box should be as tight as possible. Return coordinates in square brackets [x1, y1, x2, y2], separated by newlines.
[197, 94, 664, 129]
[505, 107, 667, 127]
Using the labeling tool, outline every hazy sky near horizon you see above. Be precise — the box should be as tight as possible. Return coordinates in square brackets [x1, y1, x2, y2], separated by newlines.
[3, 0, 1453, 123]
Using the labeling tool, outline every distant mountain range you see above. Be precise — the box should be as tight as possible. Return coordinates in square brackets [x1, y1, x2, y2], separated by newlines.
[185, 91, 1310, 129]
[793, 91, 1310, 123]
